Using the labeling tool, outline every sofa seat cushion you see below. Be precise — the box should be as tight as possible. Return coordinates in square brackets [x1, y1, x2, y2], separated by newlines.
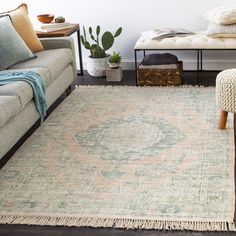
[10, 48, 73, 81]
[0, 68, 51, 108]
[0, 96, 21, 128]
[0, 82, 32, 109]
[4, 68, 51, 86]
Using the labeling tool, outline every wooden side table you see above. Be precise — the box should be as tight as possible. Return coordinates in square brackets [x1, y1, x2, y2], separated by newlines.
[36, 24, 84, 76]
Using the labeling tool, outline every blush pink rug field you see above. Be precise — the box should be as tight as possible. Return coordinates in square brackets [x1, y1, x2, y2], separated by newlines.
[0, 86, 235, 232]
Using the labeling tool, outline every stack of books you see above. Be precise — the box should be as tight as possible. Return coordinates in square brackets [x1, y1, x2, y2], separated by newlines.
[36, 22, 72, 32]
[153, 28, 194, 39]
[142, 28, 194, 40]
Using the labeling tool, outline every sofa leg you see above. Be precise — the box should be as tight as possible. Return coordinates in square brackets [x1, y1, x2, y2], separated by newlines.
[65, 86, 72, 96]
[218, 110, 228, 130]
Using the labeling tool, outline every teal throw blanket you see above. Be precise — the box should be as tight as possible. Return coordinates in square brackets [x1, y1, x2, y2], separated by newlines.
[0, 71, 47, 121]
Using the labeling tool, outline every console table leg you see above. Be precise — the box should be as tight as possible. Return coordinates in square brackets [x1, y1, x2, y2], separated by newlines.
[200, 50, 203, 71]
[197, 50, 200, 86]
[135, 50, 138, 86]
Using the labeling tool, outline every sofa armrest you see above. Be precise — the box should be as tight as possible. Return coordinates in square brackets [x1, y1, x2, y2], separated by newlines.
[40, 36, 77, 80]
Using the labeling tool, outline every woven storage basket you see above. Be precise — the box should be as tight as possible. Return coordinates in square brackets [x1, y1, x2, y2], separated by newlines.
[138, 61, 183, 86]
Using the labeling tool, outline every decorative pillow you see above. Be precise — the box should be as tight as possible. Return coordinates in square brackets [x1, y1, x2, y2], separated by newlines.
[1, 4, 44, 52]
[207, 22, 236, 37]
[0, 15, 36, 70]
[204, 6, 236, 25]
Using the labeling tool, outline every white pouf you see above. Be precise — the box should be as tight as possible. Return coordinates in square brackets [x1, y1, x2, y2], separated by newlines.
[216, 69, 236, 129]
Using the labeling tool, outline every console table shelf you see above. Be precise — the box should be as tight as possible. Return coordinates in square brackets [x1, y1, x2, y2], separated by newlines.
[134, 31, 236, 86]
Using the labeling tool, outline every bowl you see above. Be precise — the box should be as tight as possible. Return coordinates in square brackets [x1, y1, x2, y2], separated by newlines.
[37, 14, 54, 24]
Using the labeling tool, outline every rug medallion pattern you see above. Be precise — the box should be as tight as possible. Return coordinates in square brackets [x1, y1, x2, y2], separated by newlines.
[0, 86, 235, 231]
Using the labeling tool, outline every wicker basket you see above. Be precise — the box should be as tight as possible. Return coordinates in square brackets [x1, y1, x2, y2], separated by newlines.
[138, 61, 183, 86]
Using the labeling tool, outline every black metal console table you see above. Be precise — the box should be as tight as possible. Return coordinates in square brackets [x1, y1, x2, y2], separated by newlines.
[134, 48, 236, 86]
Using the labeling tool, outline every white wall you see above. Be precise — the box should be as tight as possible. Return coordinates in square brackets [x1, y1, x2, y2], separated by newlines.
[1, 0, 236, 70]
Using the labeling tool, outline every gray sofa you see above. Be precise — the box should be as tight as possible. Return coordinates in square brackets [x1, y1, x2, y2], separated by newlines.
[0, 36, 77, 159]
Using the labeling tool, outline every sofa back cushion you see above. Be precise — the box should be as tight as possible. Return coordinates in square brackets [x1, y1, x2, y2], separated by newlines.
[0, 15, 36, 70]
[1, 4, 44, 52]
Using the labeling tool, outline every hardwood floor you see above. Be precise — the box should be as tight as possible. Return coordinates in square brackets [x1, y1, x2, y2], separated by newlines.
[74, 70, 218, 87]
[0, 70, 234, 236]
[1, 224, 236, 236]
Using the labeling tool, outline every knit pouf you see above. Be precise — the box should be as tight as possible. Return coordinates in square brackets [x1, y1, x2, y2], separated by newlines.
[216, 69, 236, 113]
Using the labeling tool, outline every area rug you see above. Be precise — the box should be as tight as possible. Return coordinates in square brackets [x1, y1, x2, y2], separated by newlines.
[0, 86, 235, 231]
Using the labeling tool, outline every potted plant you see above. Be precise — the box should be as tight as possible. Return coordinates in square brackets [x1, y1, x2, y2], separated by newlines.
[108, 52, 122, 69]
[81, 25, 122, 77]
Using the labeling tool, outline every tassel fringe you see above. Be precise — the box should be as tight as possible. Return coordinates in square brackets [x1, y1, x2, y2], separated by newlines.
[0, 215, 235, 231]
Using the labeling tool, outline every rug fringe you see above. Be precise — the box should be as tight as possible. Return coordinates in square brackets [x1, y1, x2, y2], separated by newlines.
[0, 215, 235, 231]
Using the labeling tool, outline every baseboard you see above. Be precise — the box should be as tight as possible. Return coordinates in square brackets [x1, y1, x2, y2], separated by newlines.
[121, 61, 236, 70]
[79, 60, 236, 71]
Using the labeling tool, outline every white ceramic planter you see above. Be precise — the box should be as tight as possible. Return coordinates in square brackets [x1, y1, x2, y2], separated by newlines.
[87, 56, 110, 77]
[108, 62, 120, 69]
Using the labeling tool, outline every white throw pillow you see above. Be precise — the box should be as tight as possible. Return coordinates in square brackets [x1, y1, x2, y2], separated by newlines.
[207, 22, 236, 37]
[204, 6, 236, 25]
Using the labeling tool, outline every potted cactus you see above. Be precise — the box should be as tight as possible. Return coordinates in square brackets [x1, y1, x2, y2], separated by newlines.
[81, 25, 122, 77]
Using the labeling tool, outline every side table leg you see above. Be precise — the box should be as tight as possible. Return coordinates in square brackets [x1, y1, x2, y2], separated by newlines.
[77, 29, 84, 76]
